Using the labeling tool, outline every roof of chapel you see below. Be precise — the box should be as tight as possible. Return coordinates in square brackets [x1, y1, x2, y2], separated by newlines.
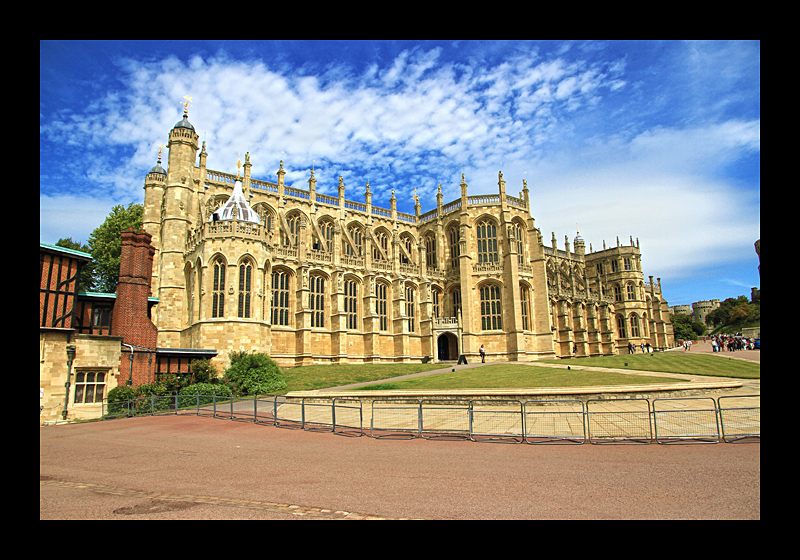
[210, 180, 261, 225]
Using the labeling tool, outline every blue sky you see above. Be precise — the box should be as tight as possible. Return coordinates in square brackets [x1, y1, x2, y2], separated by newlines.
[40, 40, 760, 306]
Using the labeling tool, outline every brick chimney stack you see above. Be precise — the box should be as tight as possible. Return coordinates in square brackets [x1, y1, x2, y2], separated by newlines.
[112, 228, 158, 386]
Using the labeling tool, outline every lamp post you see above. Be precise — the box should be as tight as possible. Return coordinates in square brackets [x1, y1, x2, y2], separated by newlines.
[62, 344, 76, 421]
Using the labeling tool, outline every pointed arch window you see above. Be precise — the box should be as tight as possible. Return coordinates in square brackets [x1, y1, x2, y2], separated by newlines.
[345, 279, 358, 330]
[432, 287, 441, 318]
[377, 282, 389, 331]
[271, 270, 291, 326]
[346, 225, 362, 256]
[480, 283, 502, 330]
[310, 275, 326, 328]
[283, 214, 301, 247]
[238, 261, 253, 318]
[630, 314, 641, 337]
[315, 219, 334, 252]
[373, 230, 389, 261]
[451, 288, 461, 318]
[425, 234, 437, 269]
[400, 235, 414, 265]
[405, 284, 416, 332]
[511, 222, 525, 264]
[616, 315, 627, 338]
[520, 284, 530, 330]
[212, 258, 226, 318]
[448, 225, 460, 269]
[476, 219, 498, 263]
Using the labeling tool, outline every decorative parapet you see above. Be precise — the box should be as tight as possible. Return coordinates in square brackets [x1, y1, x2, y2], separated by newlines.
[472, 262, 504, 274]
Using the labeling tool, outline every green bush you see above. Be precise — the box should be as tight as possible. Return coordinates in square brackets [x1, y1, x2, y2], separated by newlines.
[135, 382, 168, 397]
[223, 351, 287, 395]
[178, 383, 232, 407]
[189, 358, 220, 384]
[107, 385, 136, 403]
[105, 385, 137, 416]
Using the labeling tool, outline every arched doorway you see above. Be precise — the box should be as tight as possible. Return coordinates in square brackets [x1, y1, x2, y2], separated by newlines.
[437, 332, 458, 361]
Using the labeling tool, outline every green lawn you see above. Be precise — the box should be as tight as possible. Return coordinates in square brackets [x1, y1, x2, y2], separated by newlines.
[349, 364, 682, 391]
[281, 363, 444, 392]
[543, 352, 760, 379]
[280, 352, 759, 393]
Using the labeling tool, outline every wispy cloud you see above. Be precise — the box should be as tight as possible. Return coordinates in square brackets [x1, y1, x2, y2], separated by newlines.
[40, 40, 759, 303]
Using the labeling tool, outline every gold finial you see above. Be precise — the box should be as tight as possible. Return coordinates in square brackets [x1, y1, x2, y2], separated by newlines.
[237, 153, 242, 178]
[156, 144, 165, 162]
[182, 94, 192, 115]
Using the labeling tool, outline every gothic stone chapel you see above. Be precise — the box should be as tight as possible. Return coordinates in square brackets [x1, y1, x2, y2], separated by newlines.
[143, 103, 674, 368]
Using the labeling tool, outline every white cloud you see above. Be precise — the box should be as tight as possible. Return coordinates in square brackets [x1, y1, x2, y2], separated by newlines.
[525, 121, 760, 282]
[40, 43, 759, 303]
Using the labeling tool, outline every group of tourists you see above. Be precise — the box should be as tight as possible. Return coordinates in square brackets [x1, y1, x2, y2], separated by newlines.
[707, 335, 757, 352]
[627, 342, 653, 354]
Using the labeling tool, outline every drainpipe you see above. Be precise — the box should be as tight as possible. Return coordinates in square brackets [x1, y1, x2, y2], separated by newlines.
[122, 343, 135, 386]
[62, 344, 76, 421]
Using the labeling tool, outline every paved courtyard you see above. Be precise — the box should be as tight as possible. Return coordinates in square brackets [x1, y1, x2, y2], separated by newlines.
[40, 345, 759, 519]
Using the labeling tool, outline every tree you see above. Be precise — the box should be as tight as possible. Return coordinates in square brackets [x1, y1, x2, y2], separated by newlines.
[87, 203, 143, 293]
[706, 295, 759, 329]
[671, 313, 698, 341]
[728, 303, 751, 325]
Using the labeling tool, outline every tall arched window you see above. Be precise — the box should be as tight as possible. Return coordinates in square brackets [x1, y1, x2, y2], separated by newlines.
[238, 261, 253, 318]
[630, 314, 640, 337]
[283, 214, 301, 247]
[400, 235, 414, 264]
[432, 287, 441, 318]
[425, 234, 437, 269]
[405, 284, 416, 332]
[377, 282, 389, 331]
[345, 278, 358, 330]
[448, 225, 460, 269]
[315, 219, 334, 252]
[451, 288, 461, 318]
[212, 258, 226, 318]
[626, 283, 636, 301]
[520, 284, 530, 330]
[511, 221, 525, 264]
[346, 225, 362, 256]
[373, 230, 389, 261]
[476, 219, 498, 263]
[310, 275, 325, 328]
[616, 315, 627, 338]
[271, 270, 290, 326]
[480, 283, 502, 330]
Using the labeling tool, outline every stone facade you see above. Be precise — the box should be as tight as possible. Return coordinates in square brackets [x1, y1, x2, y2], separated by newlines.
[144, 108, 674, 368]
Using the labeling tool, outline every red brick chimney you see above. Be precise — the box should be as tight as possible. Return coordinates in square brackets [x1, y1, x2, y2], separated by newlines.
[112, 228, 158, 386]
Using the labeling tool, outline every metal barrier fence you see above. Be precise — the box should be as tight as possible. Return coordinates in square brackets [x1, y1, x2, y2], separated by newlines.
[100, 393, 760, 445]
[718, 395, 760, 443]
[653, 397, 721, 444]
[587, 398, 652, 444]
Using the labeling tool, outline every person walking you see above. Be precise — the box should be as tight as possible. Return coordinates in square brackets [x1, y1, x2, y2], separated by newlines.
[479, 345, 486, 363]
